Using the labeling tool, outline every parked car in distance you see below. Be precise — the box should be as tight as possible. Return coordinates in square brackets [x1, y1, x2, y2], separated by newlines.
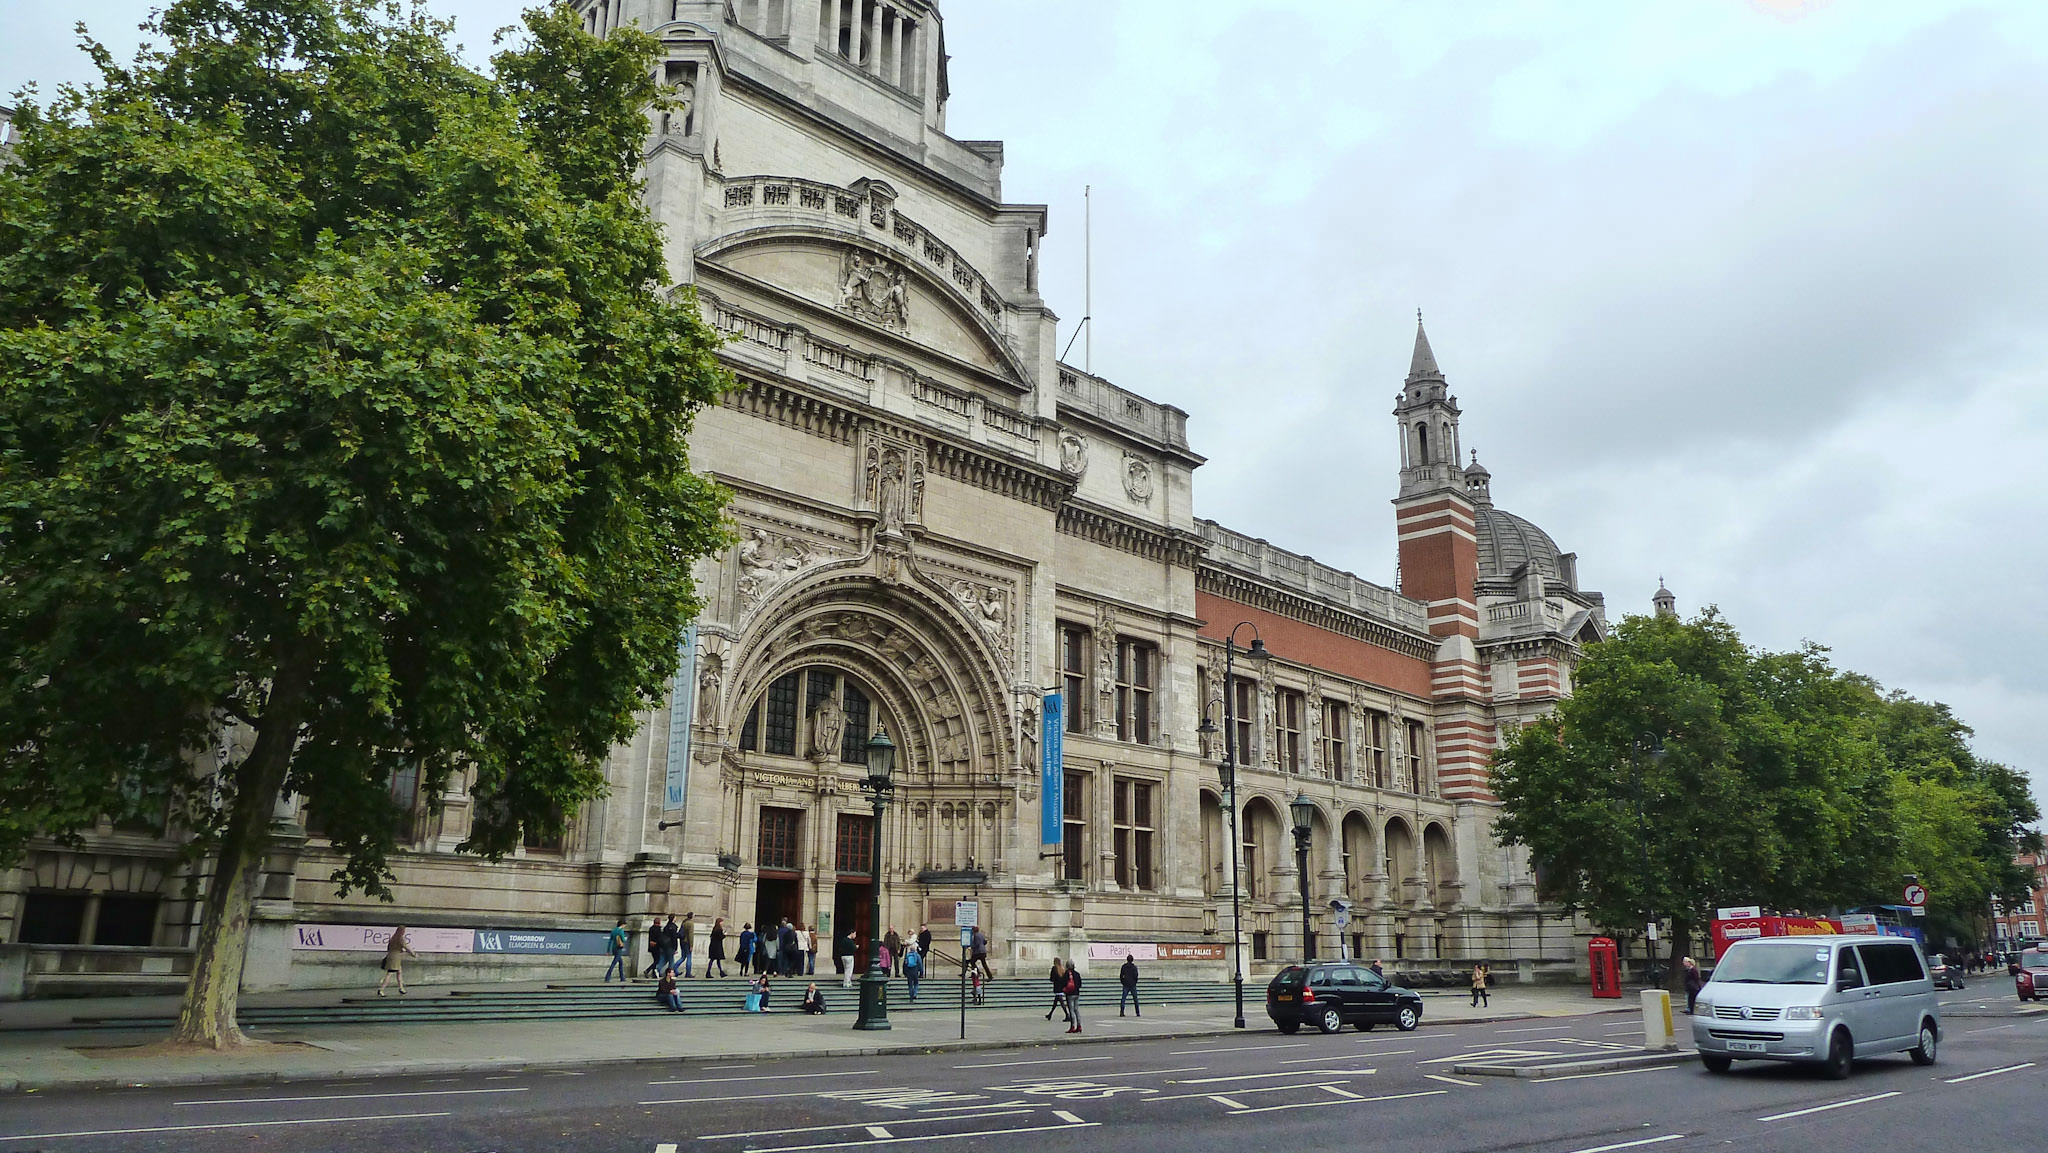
[2014, 945, 2048, 1001]
[1266, 963, 1424, 1035]
[1927, 954, 1964, 990]
[1692, 935, 1940, 1080]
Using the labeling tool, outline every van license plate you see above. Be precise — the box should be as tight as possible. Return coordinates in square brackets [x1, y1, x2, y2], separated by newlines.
[1727, 1040, 1767, 1054]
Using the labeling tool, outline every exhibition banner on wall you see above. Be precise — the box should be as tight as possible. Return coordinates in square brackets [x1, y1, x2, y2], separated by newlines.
[1041, 690, 1063, 846]
[291, 924, 475, 953]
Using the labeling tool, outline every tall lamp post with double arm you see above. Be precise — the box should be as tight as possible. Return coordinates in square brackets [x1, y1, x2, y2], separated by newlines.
[854, 726, 896, 1031]
[1197, 623, 1273, 1029]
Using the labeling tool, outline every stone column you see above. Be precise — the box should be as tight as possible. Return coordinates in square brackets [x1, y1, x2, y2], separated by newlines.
[866, 0, 882, 75]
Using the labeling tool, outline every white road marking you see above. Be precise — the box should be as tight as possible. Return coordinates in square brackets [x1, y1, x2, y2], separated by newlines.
[1563, 1136, 1687, 1153]
[1757, 1092, 1900, 1122]
[1495, 1026, 1573, 1034]
[1149, 1081, 1354, 1102]
[175, 1087, 528, 1107]
[1209, 1095, 1246, 1109]
[1539, 1068, 1678, 1083]
[0, 1111, 453, 1144]
[649, 1069, 879, 1085]
[1170, 1068, 1374, 1084]
[701, 1063, 755, 1070]
[1965, 1023, 2020, 1033]
[1054, 1066, 1206, 1078]
[761, 1119, 1098, 1152]
[866, 1127, 893, 1139]
[1225, 1088, 1448, 1116]
[1284, 1050, 1412, 1063]
[1425, 1074, 1483, 1087]
[696, 1112, 1036, 1140]
[1323, 1085, 1364, 1099]
[1170, 1042, 1309, 1054]
[956, 1055, 1114, 1069]
[644, 1090, 813, 1105]
[1945, 1062, 2037, 1083]
[1053, 1111, 1085, 1124]
[655, 1145, 678, 1153]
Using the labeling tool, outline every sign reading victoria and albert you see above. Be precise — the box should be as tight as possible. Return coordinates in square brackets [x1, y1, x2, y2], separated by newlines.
[1040, 690, 1063, 847]
[292, 924, 611, 956]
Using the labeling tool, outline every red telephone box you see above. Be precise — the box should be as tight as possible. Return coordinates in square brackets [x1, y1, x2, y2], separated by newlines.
[1588, 937, 1622, 998]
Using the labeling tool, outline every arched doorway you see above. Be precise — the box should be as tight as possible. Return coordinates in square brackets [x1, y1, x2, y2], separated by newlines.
[1422, 822, 1457, 910]
[1384, 817, 1417, 906]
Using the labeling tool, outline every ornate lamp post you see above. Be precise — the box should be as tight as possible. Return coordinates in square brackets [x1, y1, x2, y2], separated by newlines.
[1198, 623, 1272, 1029]
[1290, 792, 1317, 963]
[854, 726, 896, 1031]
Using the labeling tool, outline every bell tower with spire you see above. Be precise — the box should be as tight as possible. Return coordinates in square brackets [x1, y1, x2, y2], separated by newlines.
[1390, 314, 1492, 803]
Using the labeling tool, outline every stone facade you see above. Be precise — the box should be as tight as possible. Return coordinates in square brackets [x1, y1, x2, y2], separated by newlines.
[0, 1, 1615, 995]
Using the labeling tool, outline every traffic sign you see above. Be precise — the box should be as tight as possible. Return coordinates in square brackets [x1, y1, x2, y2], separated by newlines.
[1903, 883, 1927, 908]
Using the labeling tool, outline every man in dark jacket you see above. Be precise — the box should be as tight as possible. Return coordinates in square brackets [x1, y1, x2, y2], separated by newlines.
[883, 927, 903, 976]
[778, 919, 799, 977]
[835, 926, 858, 988]
[1119, 954, 1141, 1017]
[917, 924, 933, 959]
[658, 914, 682, 977]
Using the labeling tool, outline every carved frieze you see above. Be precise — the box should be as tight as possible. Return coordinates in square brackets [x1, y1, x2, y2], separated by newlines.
[737, 526, 822, 613]
[839, 250, 909, 331]
[948, 578, 1010, 650]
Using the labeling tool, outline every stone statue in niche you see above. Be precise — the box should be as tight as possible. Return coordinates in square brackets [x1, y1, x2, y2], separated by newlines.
[1122, 450, 1155, 504]
[839, 250, 909, 331]
[809, 691, 846, 761]
[697, 658, 723, 726]
[1059, 434, 1088, 478]
[876, 451, 906, 532]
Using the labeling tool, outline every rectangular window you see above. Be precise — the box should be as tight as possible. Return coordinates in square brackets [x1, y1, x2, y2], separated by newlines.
[1115, 639, 1156, 745]
[1322, 700, 1348, 782]
[1062, 770, 1087, 882]
[758, 807, 802, 871]
[93, 895, 159, 947]
[763, 672, 801, 756]
[1242, 829, 1261, 901]
[523, 805, 567, 853]
[835, 813, 874, 874]
[1275, 690, 1304, 774]
[1060, 624, 1089, 735]
[17, 893, 88, 945]
[1112, 778, 1157, 890]
[1231, 677, 1256, 766]
[1252, 930, 1270, 961]
[1361, 710, 1388, 789]
[1404, 719, 1427, 794]
[389, 762, 421, 839]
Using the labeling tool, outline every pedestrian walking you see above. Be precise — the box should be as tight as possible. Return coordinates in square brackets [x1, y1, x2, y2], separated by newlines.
[917, 923, 933, 959]
[707, 917, 728, 978]
[1681, 956, 1704, 1015]
[778, 919, 799, 977]
[883, 926, 903, 976]
[836, 926, 858, 988]
[736, 923, 756, 976]
[904, 943, 924, 1000]
[678, 912, 696, 978]
[604, 918, 629, 982]
[1470, 962, 1490, 1007]
[1369, 958, 1385, 980]
[970, 926, 993, 981]
[376, 927, 416, 996]
[797, 922, 813, 976]
[878, 938, 893, 978]
[643, 921, 665, 979]
[1119, 953, 1141, 1017]
[658, 914, 682, 977]
[1045, 958, 1070, 1022]
[1063, 962, 1084, 1034]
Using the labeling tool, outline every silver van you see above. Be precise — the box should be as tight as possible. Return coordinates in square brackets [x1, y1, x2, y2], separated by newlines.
[1692, 934, 1940, 1078]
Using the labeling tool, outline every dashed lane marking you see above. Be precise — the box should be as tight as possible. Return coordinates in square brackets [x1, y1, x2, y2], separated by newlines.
[955, 1055, 1114, 1069]
[1169, 1068, 1376, 1083]
[696, 1112, 1037, 1140]
[1563, 1136, 1687, 1153]
[1285, 1050, 1412, 1063]
[1538, 1067, 1679, 1083]
[650, 1069, 879, 1085]
[656, 1144, 678, 1153]
[0, 1111, 454, 1144]
[1170, 1042, 1309, 1054]
[755, 1118, 1099, 1152]
[1425, 1074, 1483, 1087]
[1945, 1062, 2037, 1083]
[1148, 1081, 1354, 1103]
[865, 1127, 892, 1139]
[1209, 1095, 1246, 1109]
[1757, 1092, 1900, 1122]
[174, 1087, 527, 1107]
[1224, 1088, 1449, 1116]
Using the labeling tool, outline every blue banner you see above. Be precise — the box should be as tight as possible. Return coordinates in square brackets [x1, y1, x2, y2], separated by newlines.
[664, 623, 697, 812]
[473, 928, 613, 956]
[1041, 691, 1063, 845]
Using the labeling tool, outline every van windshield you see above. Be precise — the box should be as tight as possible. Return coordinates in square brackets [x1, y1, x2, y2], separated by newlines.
[1711, 943, 1831, 985]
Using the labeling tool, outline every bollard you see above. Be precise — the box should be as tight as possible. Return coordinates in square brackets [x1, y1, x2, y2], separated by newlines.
[1640, 988, 1676, 1050]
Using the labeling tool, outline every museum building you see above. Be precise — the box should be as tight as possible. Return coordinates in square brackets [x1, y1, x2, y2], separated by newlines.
[0, 0, 1620, 994]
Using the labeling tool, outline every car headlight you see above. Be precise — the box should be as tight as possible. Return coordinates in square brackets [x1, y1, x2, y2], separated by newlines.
[1782, 1006, 1823, 1020]
[1693, 1001, 1712, 1014]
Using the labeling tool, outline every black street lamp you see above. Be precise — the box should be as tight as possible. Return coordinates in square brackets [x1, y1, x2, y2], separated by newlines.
[854, 726, 896, 1031]
[1199, 623, 1272, 1029]
[1290, 792, 1317, 963]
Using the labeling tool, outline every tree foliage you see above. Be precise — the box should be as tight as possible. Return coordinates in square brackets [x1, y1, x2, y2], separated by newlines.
[1492, 609, 2039, 967]
[0, 0, 731, 1043]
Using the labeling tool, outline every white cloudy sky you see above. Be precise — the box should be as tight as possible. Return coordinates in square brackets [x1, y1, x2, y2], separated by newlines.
[7, 1, 2045, 808]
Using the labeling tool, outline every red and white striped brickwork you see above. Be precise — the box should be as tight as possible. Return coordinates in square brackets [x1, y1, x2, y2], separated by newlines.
[1394, 494, 1478, 641]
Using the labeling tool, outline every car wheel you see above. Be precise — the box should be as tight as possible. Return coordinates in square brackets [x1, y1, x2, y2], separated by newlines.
[1318, 1006, 1343, 1035]
[1700, 1055, 1732, 1074]
[1277, 1020, 1300, 1035]
[1396, 1005, 1420, 1032]
[1355, 1021, 1376, 1032]
[1823, 1030, 1853, 1080]
[1909, 1021, 1937, 1066]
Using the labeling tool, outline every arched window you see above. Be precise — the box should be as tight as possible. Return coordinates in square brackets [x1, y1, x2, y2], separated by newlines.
[1415, 421, 1430, 464]
[738, 668, 876, 763]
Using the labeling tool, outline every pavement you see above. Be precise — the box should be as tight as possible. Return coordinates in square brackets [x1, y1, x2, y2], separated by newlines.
[0, 982, 1632, 1094]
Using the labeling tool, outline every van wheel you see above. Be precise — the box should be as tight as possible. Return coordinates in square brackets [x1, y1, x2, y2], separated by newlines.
[1700, 1055, 1732, 1074]
[1909, 1021, 1937, 1066]
[1318, 1006, 1343, 1035]
[1396, 1006, 1420, 1032]
[1824, 1030, 1853, 1080]
[1277, 1020, 1300, 1035]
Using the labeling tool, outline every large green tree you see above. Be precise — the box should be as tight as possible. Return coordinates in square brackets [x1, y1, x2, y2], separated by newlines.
[1491, 609, 2038, 979]
[0, 0, 731, 1046]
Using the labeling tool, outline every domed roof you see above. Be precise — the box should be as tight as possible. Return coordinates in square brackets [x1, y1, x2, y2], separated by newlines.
[1475, 505, 1563, 581]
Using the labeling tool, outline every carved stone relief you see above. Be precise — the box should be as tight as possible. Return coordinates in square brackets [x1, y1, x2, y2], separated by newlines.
[839, 250, 908, 331]
[1059, 433, 1088, 479]
[861, 431, 927, 535]
[1304, 672, 1324, 776]
[1093, 603, 1119, 737]
[948, 578, 1010, 648]
[737, 526, 817, 612]
[1121, 450, 1155, 504]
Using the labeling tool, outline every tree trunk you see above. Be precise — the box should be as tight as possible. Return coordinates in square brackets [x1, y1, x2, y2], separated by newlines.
[172, 672, 307, 1048]
[1664, 918, 1693, 996]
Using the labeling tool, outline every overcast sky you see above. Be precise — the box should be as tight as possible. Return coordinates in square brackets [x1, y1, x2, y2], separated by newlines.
[7, 1, 2045, 810]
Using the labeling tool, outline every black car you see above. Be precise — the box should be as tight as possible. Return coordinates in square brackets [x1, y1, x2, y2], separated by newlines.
[1266, 963, 1424, 1035]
